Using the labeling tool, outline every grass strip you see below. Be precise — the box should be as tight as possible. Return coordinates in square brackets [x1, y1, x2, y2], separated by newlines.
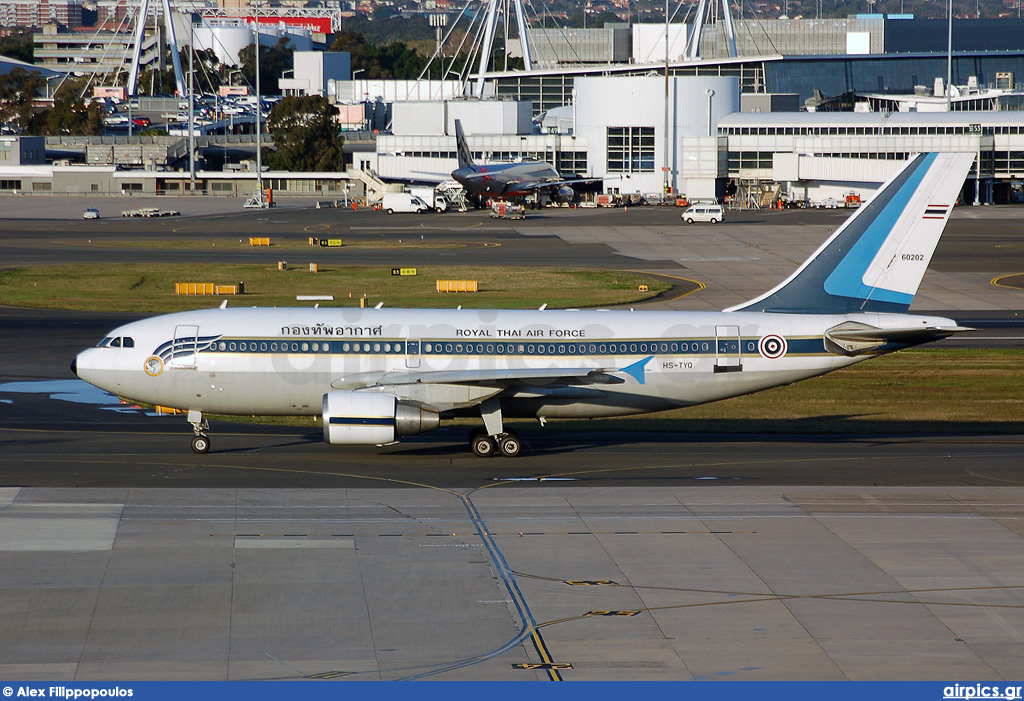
[0, 264, 671, 313]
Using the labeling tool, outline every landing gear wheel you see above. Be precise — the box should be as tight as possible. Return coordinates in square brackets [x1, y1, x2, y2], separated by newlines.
[498, 431, 521, 457]
[191, 434, 210, 454]
[469, 428, 497, 457]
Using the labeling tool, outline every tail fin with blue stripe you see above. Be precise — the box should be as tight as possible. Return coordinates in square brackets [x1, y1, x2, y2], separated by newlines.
[727, 152, 975, 314]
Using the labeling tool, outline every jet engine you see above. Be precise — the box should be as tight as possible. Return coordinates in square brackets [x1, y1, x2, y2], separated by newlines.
[553, 185, 575, 203]
[322, 390, 440, 445]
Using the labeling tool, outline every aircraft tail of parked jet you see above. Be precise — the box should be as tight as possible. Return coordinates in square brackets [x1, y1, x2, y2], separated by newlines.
[728, 152, 972, 314]
[72, 153, 976, 457]
[454, 118, 475, 170]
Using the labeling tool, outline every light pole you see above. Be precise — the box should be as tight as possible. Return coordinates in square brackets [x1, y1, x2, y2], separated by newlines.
[254, 0, 264, 206]
[946, 0, 953, 111]
[351, 68, 365, 128]
[706, 88, 715, 138]
[663, 0, 670, 196]
[188, 13, 196, 194]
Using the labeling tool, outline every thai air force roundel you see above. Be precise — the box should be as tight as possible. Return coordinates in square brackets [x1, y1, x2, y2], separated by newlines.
[758, 334, 787, 359]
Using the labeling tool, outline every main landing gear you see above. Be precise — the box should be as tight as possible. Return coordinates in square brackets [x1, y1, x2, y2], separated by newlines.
[469, 398, 522, 457]
[469, 427, 521, 457]
[188, 409, 210, 454]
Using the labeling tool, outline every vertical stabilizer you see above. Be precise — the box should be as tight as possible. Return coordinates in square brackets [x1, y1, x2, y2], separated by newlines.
[454, 119, 475, 170]
[727, 152, 975, 314]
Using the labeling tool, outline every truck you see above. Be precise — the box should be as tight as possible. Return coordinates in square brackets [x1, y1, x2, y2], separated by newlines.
[381, 192, 431, 214]
[407, 186, 448, 212]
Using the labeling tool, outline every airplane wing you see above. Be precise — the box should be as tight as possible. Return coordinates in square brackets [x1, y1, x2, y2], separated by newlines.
[366, 366, 626, 386]
[335, 356, 652, 389]
[514, 176, 603, 192]
[331, 357, 653, 411]
[409, 170, 452, 182]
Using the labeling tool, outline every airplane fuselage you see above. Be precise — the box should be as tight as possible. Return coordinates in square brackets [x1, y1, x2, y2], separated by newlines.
[74, 306, 947, 421]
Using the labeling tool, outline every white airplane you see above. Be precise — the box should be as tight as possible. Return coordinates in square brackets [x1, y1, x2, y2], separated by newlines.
[73, 152, 974, 457]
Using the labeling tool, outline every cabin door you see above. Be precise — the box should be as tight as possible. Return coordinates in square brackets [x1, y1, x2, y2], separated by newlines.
[171, 325, 200, 368]
[714, 326, 742, 373]
[405, 338, 421, 368]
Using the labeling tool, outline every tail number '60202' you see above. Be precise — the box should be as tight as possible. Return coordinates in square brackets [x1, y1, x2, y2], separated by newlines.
[901, 253, 925, 261]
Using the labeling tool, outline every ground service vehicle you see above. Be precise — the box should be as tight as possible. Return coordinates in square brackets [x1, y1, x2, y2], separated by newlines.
[382, 192, 430, 214]
[681, 204, 725, 223]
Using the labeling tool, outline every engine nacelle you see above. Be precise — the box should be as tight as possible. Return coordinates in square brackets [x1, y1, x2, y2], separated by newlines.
[322, 390, 440, 445]
[553, 185, 575, 203]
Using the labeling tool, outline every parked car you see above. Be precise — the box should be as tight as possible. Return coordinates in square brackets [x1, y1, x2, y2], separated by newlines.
[83, 207, 100, 220]
[131, 116, 151, 128]
[681, 204, 724, 224]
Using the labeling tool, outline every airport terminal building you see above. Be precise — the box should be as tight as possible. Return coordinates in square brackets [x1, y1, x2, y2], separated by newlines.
[4, 89, 1024, 205]
[719, 111, 1024, 204]
[3, 15, 1024, 205]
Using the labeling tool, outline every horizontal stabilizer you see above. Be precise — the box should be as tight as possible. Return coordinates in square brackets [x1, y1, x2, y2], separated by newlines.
[825, 320, 970, 355]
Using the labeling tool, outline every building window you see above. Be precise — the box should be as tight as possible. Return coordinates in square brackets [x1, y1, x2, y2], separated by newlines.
[606, 126, 655, 174]
[32, 182, 52, 191]
[0, 180, 22, 190]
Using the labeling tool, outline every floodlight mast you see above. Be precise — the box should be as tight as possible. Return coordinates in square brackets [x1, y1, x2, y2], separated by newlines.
[255, 0, 264, 202]
[243, 0, 268, 209]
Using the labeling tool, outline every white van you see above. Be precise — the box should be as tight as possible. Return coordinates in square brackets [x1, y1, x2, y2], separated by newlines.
[681, 204, 724, 224]
[382, 192, 430, 214]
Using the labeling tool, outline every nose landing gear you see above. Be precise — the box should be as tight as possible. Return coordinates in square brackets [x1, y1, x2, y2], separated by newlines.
[188, 409, 210, 454]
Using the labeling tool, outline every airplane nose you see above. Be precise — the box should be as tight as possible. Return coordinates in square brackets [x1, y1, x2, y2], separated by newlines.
[70, 357, 78, 377]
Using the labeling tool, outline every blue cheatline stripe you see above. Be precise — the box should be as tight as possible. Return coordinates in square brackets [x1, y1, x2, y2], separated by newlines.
[192, 337, 831, 358]
[823, 153, 935, 307]
[328, 416, 394, 426]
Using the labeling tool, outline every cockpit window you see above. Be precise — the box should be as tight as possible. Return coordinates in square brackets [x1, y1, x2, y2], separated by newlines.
[97, 336, 134, 348]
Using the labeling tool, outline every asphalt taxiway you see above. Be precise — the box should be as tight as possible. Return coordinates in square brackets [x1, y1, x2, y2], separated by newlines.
[0, 198, 1022, 681]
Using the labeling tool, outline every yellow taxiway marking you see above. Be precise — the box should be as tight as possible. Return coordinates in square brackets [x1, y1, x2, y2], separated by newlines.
[991, 273, 1024, 290]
